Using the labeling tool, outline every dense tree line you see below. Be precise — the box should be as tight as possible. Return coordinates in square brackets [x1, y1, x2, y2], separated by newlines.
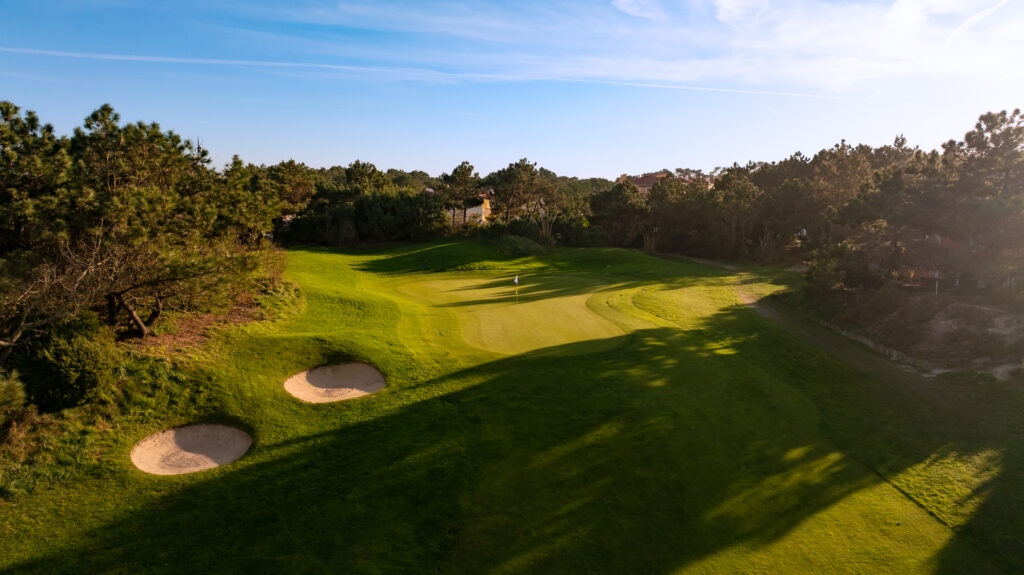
[287, 156, 613, 247]
[828, 111, 1024, 294]
[585, 112, 1023, 304]
[588, 140, 914, 258]
[283, 160, 447, 244]
[0, 102, 280, 411]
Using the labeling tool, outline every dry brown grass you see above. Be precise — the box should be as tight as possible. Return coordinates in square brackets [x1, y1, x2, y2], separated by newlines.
[123, 293, 260, 356]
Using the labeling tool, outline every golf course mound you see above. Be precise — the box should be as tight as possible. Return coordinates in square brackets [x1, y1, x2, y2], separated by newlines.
[130, 424, 252, 475]
[283, 362, 386, 403]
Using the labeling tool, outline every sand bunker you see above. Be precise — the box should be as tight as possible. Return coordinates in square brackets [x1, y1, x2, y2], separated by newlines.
[283, 362, 386, 403]
[131, 424, 252, 475]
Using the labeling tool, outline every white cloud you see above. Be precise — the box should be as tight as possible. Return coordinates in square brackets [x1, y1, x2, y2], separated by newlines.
[714, 0, 769, 24]
[885, 0, 994, 30]
[612, 0, 665, 20]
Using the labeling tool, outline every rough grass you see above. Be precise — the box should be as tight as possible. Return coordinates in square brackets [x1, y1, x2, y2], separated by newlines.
[0, 240, 1021, 574]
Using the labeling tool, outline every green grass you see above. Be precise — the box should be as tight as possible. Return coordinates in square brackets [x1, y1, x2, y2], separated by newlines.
[1, 240, 1022, 573]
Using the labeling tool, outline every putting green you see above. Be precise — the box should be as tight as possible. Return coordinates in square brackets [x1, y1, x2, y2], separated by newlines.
[397, 274, 629, 356]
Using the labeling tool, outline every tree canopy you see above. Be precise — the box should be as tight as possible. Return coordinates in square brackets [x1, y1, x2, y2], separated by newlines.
[0, 102, 277, 366]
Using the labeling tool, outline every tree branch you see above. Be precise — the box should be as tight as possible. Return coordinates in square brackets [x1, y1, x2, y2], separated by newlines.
[116, 293, 151, 337]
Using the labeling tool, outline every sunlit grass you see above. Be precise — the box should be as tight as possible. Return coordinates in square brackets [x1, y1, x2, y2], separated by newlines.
[0, 240, 1018, 574]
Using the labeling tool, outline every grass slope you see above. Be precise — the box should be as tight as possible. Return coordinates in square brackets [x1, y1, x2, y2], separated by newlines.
[0, 240, 1018, 574]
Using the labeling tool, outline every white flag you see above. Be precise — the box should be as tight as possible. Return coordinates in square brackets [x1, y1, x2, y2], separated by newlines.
[514, 274, 519, 285]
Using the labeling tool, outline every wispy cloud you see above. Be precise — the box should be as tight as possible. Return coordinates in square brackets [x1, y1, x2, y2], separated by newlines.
[5, 0, 1023, 102]
[0, 45, 505, 82]
[714, 0, 769, 24]
[4, 0, 1019, 176]
[237, 0, 1023, 93]
[0, 45, 848, 100]
[612, 0, 665, 20]
[947, 0, 1009, 41]
[0, 70, 57, 83]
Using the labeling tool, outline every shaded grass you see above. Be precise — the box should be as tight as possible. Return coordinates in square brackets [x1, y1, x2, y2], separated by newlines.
[0, 240, 1020, 573]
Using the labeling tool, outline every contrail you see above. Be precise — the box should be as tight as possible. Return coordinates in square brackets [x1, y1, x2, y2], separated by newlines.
[0, 46, 448, 76]
[1, 45, 854, 101]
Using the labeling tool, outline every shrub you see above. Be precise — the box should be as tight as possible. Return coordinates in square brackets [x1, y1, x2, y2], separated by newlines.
[497, 235, 548, 257]
[804, 249, 844, 294]
[553, 215, 596, 247]
[0, 369, 26, 425]
[16, 314, 124, 412]
[480, 222, 508, 239]
[508, 218, 541, 241]
[283, 201, 357, 246]
[354, 190, 447, 242]
[805, 243, 885, 293]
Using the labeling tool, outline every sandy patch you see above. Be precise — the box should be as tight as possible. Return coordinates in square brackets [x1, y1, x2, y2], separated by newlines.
[283, 363, 386, 403]
[131, 424, 252, 475]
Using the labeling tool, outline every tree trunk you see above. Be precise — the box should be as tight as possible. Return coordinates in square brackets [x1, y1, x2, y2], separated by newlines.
[0, 324, 23, 367]
[759, 229, 773, 253]
[144, 297, 164, 331]
[106, 294, 119, 325]
[540, 215, 553, 242]
[116, 293, 163, 338]
[643, 230, 657, 253]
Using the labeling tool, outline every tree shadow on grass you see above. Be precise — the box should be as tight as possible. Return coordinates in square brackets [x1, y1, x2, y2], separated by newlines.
[909, 373, 1024, 575]
[424, 273, 648, 308]
[736, 288, 1024, 575]
[5, 307, 1013, 574]
[350, 241, 734, 280]
[385, 253, 742, 310]
[346, 241, 529, 275]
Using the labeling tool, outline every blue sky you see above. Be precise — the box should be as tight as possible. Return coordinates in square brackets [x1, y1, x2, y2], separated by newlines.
[1, 0, 1022, 178]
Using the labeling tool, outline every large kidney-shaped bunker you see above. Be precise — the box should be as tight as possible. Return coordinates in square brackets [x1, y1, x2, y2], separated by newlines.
[131, 424, 252, 475]
[283, 362, 386, 403]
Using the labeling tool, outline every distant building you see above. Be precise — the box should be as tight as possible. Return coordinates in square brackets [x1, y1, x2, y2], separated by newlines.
[464, 198, 491, 224]
[617, 171, 715, 195]
[449, 191, 493, 225]
[617, 172, 669, 195]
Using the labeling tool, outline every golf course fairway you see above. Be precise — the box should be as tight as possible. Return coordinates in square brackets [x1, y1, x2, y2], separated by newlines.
[1, 240, 1018, 574]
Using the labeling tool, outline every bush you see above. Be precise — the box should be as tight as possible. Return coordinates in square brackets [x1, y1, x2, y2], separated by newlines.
[354, 190, 447, 242]
[553, 215, 596, 247]
[496, 235, 547, 257]
[804, 243, 884, 293]
[480, 222, 508, 239]
[0, 369, 26, 425]
[255, 245, 288, 291]
[282, 201, 357, 246]
[507, 218, 541, 241]
[16, 314, 124, 412]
